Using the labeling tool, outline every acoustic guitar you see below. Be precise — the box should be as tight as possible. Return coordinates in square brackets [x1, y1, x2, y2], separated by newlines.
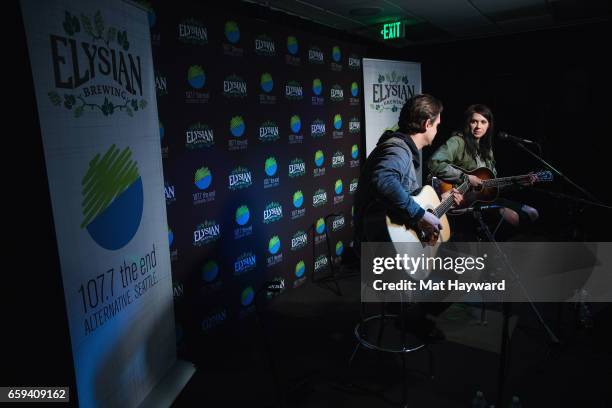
[436, 166, 553, 207]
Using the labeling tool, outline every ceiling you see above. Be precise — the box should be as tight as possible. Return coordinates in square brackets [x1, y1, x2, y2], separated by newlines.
[243, 0, 611, 46]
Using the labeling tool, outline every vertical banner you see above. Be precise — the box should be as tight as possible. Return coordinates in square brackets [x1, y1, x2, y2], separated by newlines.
[20, 0, 176, 406]
[362, 58, 422, 180]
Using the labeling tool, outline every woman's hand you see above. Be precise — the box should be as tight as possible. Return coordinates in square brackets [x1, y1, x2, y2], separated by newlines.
[467, 174, 482, 188]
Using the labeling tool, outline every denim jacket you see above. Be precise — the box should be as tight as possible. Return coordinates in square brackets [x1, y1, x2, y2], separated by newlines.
[354, 131, 426, 242]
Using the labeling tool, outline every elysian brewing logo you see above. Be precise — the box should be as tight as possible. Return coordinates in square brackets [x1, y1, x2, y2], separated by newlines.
[255, 35, 276, 56]
[47, 10, 148, 118]
[332, 215, 345, 232]
[311, 119, 326, 138]
[228, 167, 252, 190]
[263, 202, 283, 224]
[330, 84, 344, 102]
[201, 309, 227, 331]
[308, 46, 324, 64]
[348, 54, 361, 70]
[186, 123, 214, 149]
[185, 65, 210, 104]
[223, 75, 247, 98]
[234, 252, 256, 276]
[289, 158, 305, 178]
[332, 151, 345, 168]
[178, 18, 208, 45]
[371, 71, 416, 113]
[259, 120, 279, 142]
[193, 220, 220, 246]
[285, 80, 303, 101]
[291, 230, 308, 251]
[314, 254, 329, 273]
[350, 178, 359, 194]
[164, 183, 176, 205]
[155, 71, 168, 96]
[313, 189, 327, 207]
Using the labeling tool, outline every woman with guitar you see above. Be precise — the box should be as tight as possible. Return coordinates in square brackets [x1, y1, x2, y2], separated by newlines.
[428, 104, 540, 234]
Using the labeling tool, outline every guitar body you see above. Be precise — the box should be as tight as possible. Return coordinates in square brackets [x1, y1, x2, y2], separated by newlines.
[437, 166, 497, 207]
[386, 185, 451, 244]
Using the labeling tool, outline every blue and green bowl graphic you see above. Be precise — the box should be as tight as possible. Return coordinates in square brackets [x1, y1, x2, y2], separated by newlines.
[235, 205, 250, 226]
[265, 157, 278, 176]
[260, 73, 273, 93]
[194, 167, 212, 190]
[335, 241, 344, 256]
[335, 179, 343, 194]
[312, 78, 322, 96]
[315, 218, 325, 234]
[351, 145, 359, 159]
[202, 260, 219, 283]
[225, 21, 240, 44]
[287, 36, 298, 55]
[187, 65, 205, 89]
[159, 120, 164, 140]
[332, 46, 341, 62]
[314, 150, 324, 167]
[351, 82, 359, 97]
[293, 190, 304, 208]
[241, 286, 255, 306]
[295, 260, 305, 278]
[333, 114, 342, 130]
[230, 116, 245, 137]
[168, 228, 174, 246]
[290, 115, 301, 133]
[268, 235, 281, 255]
[81, 145, 143, 251]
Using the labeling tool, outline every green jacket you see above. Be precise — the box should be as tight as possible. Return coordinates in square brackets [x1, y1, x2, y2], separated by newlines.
[428, 134, 497, 184]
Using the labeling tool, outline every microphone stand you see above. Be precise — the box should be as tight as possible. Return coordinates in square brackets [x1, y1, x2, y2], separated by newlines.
[513, 142, 605, 205]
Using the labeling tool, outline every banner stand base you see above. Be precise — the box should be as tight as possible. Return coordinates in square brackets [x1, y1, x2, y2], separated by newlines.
[138, 360, 196, 408]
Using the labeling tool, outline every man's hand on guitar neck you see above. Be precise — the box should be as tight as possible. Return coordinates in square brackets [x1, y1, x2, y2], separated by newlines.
[441, 188, 465, 207]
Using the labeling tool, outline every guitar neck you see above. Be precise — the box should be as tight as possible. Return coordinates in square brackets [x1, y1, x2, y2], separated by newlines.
[433, 180, 469, 218]
[481, 174, 531, 188]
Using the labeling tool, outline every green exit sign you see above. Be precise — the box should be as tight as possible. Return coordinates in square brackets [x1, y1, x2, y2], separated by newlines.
[380, 21, 405, 40]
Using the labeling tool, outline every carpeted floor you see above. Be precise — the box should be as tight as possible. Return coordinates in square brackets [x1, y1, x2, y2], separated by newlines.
[174, 268, 612, 407]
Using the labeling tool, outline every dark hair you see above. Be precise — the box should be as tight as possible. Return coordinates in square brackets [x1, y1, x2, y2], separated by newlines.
[461, 104, 494, 160]
[398, 94, 443, 135]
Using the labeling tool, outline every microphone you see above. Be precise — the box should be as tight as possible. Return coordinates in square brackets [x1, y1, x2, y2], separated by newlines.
[498, 131, 536, 145]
